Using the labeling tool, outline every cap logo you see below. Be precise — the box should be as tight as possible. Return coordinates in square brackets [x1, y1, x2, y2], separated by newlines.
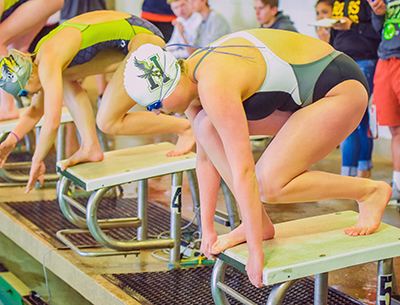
[0, 56, 20, 86]
[133, 54, 172, 92]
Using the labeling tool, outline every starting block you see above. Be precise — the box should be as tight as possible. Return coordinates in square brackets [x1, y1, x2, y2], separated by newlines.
[212, 211, 400, 305]
[0, 106, 73, 185]
[56, 142, 200, 264]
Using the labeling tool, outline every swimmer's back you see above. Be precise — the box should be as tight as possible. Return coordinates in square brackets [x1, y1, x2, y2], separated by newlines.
[66, 10, 132, 25]
[214, 28, 335, 65]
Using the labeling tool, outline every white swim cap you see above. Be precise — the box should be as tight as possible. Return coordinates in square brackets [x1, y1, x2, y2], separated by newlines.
[0, 49, 32, 97]
[124, 44, 181, 110]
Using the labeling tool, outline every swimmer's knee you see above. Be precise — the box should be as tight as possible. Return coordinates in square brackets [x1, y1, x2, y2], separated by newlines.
[257, 174, 284, 203]
[96, 112, 114, 134]
[97, 120, 114, 134]
[259, 186, 282, 204]
[193, 115, 215, 142]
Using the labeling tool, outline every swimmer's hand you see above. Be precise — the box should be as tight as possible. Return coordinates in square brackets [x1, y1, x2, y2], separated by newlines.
[0, 137, 17, 168]
[200, 229, 218, 260]
[26, 160, 45, 193]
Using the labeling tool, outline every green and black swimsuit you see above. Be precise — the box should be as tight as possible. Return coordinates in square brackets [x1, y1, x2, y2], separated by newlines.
[1, 0, 29, 21]
[34, 15, 164, 68]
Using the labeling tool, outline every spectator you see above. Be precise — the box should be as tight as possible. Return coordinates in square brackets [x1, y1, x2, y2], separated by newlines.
[189, 0, 230, 49]
[254, 0, 298, 32]
[141, 0, 176, 42]
[60, 0, 107, 23]
[368, 0, 400, 198]
[315, 0, 334, 43]
[330, 0, 381, 178]
[167, 0, 202, 59]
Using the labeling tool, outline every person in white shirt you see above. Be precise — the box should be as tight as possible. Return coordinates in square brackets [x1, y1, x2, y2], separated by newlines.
[167, 0, 202, 59]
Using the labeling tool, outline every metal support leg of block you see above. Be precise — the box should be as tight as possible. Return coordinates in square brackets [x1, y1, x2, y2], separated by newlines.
[212, 259, 258, 305]
[214, 179, 241, 230]
[377, 258, 394, 305]
[314, 273, 328, 305]
[186, 169, 202, 233]
[57, 175, 186, 263]
[137, 179, 148, 241]
[57, 178, 175, 257]
[266, 279, 300, 305]
[170, 172, 183, 264]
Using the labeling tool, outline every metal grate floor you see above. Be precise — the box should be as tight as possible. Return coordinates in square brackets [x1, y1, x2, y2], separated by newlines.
[0, 152, 57, 183]
[102, 266, 365, 305]
[5, 198, 199, 248]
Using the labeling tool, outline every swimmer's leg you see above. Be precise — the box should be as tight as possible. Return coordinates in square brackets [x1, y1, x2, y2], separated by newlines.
[97, 37, 195, 156]
[255, 80, 390, 236]
[59, 80, 103, 170]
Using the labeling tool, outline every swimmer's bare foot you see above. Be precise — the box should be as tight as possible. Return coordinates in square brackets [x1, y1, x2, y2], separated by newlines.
[211, 222, 275, 254]
[344, 180, 391, 236]
[59, 146, 103, 171]
[166, 126, 195, 157]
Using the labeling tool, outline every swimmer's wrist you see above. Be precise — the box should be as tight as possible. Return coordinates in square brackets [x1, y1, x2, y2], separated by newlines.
[7, 132, 19, 144]
[202, 225, 216, 234]
[31, 155, 43, 164]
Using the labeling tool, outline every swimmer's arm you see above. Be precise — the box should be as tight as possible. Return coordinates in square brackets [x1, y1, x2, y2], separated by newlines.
[198, 72, 264, 259]
[31, 33, 81, 164]
[25, 59, 63, 192]
[185, 103, 221, 235]
[0, 92, 44, 167]
[9, 92, 44, 142]
[31, 54, 64, 164]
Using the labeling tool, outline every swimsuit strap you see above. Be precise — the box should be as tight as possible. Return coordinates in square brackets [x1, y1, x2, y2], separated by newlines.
[190, 45, 261, 83]
[192, 49, 214, 83]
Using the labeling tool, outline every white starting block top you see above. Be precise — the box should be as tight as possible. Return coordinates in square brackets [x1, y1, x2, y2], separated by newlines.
[56, 142, 197, 192]
[219, 211, 400, 286]
[0, 106, 73, 134]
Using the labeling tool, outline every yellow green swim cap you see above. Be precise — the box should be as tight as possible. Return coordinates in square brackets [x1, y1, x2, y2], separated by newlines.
[0, 50, 32, 97]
